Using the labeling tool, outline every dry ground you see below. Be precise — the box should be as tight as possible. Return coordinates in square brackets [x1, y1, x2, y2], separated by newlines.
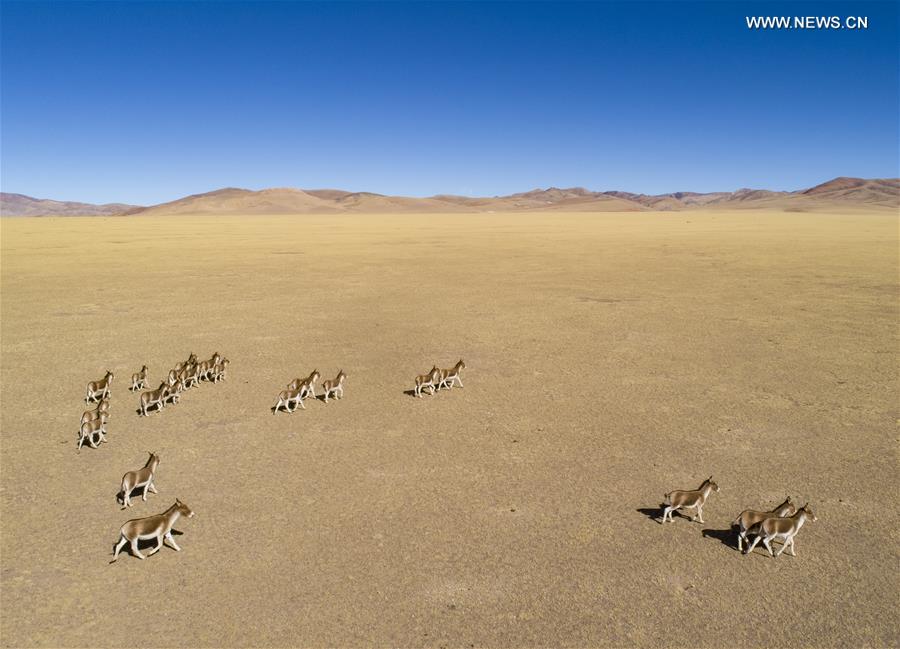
[1, 210, 897, 648]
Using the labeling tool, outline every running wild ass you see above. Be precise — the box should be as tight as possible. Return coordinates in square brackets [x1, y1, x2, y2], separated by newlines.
[119, 452, 161, 508]
[81, 398, 111, 424]
[733, 497, 796, 552]
[86, 370, 114, 403]
[198, 352, 221, 381]
[287, 370, 320, 403]
[111, 499, 195, 562]
[744, 503, 817, 557]
[172, 353, 197, 375]
[140, 382, 171, 416]
[661, 477, 720, 523]
[438, 359, 466, 389]
[78, 412, 109, 450]
[212, 358, 230, 382]
[130, 365, 149, 391]
[415, 366, 440, 398]
[322, 370, 346, 403]
[273, 386, 305, 413]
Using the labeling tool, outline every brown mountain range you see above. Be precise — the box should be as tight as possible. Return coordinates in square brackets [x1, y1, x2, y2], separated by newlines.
[0, 193, 139, 217]
[2, 177, 896, 216]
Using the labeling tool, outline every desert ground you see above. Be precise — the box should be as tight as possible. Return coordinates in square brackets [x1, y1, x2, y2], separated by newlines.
[1, 209, 897, 648]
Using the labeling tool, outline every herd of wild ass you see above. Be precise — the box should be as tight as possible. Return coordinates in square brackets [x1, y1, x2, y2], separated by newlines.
[80, 355, 814, 562]
[660, 477, 817, 557]
[80, 351, 227, 561]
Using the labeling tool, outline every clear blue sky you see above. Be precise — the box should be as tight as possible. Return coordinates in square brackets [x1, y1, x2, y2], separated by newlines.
[1, 1, 897, 204]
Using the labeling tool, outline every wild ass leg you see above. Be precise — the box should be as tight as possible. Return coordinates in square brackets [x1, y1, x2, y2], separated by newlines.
[164, 532, 182, 551]
[148, 535, 164, 556]
[661, 506, 674, 523]
[775, 536, 789, 557]
[112, 536, 128, 561]
[130, 538, 146, 560]
[745, 533, 761, 555]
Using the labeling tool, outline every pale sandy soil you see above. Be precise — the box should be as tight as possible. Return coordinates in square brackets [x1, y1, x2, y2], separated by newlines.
[1, 210, 897, 648]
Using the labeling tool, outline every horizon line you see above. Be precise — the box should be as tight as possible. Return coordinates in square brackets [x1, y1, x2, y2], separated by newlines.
[5, 174, 899, 207]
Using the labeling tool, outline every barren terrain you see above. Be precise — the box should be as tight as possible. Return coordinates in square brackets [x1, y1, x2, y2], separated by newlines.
[1, 209, 897, 647]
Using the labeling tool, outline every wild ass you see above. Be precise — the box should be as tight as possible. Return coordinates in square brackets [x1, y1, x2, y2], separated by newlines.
[733, 497, 796, 552]
[212, 358, 230, 382]
[414, 366, 440, 398]
[179, 363, 200, 389]
[322, 370, 346, 403]
[172, 353, 197, 375]
[286, 370, 319, 403]
[744, 503, 817, 557]
[140, 382, 170, 416]
[438, 359, 466, 389]
[119, 452, 161, 508]
[661, 477, 720, 523]
[78, 413, 109, 450]
[198, 352, 221, 381]
[273, 386, 305, 413]
[86, 371, 114, 403]
[196, 360, 212, 383]
[81, 398, 111, 424]
[111, 499, 195, 562]
[162, 377, 185, 406]
[130, 365, 149, 391]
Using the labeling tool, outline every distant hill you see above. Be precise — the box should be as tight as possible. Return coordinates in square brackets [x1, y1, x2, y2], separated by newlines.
[800, 177, 899, 207]
[129, 187, 342, 216]
[2, 177, 897, 216]
[433, 187, 645, 212]
[0, 193, 140, 216]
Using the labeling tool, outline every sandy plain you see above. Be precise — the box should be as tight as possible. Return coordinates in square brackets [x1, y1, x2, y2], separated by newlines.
[1, 209, 897, 648]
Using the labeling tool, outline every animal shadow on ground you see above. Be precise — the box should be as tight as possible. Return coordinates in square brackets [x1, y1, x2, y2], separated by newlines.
[701, 527, 741, 551]
[116, 488, 156, 509]
[403, 388, 439, 399]
[272, 403, 308, 414]
[636, 506, 697, 525]
[134, 404, 164, 416]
